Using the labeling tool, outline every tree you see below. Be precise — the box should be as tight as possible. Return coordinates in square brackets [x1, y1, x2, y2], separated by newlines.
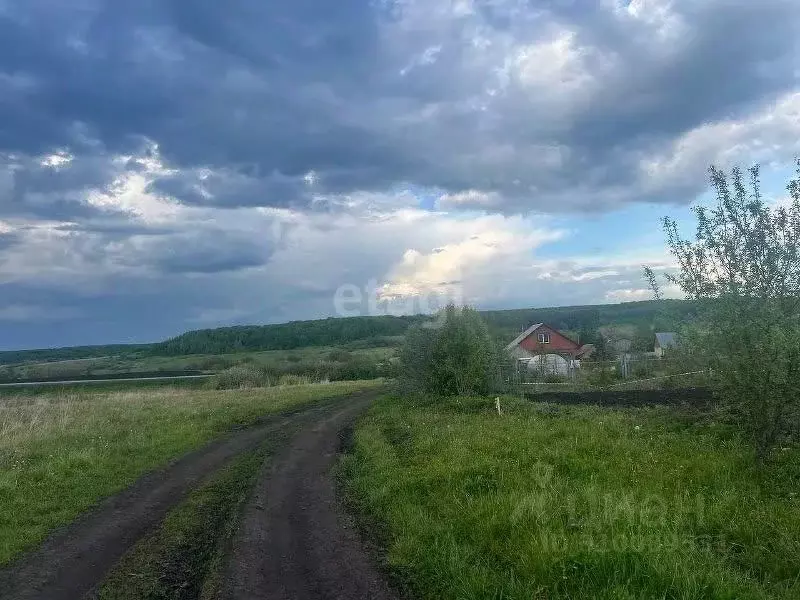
[590, 330, 613, 361]
[399, 323, 436, 393]
[578, 323, 595, 346]
[649, 163, 800, 463]
[631, 322, 654, 353]
[400, 305, 497, 396]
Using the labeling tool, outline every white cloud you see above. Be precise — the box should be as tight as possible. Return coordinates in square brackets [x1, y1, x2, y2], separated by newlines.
[39, 151, 73, 169]
[400, 44, 443, 76]
[377, 221, 565, 300]
[85, 145, 181, 224]
[606, 283, 682, 302]
[438, 189, 502, 209]
[604, 287, 652, 302]
[640, 92, 800, 192]
[500, 29, 601, 99]
[573, 269, 620, 281]
[86, 172, 181, 224]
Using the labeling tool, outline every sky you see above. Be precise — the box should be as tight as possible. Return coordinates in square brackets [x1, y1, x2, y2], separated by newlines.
[1, 0, 800, 349]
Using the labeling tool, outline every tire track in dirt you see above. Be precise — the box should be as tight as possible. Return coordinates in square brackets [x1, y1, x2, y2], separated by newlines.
[0, 392, 377, 600]
[221, 392, 398, 600]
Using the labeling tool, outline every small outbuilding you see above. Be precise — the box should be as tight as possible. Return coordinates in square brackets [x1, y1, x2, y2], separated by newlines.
[654, 332, 678, 358]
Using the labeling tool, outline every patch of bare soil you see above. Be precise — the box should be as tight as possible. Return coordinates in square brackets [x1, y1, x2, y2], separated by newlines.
[528, 387, 714, 408]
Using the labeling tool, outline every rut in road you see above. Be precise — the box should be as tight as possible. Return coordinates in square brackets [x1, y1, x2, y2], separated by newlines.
[0, 393, 372, 600]
[222, 393, 398, 600]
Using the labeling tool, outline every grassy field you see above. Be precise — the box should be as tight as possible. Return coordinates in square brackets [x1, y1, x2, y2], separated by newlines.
[0, 345, 398, 384]
[0, 380, 378, 564]
[343, 394, 800, 599]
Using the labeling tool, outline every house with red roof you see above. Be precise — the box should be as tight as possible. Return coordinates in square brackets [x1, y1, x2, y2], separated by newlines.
[505, 323, 593, 376]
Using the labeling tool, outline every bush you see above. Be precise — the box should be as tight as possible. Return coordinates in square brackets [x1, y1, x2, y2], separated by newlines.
[584, 364, 621, 389]
[327, 349, 353, 362]
[207, 365, 273, 390]
[198, 356, 235, 371]
[631, 361, 653, 379]
[329, 358, 380, 382]
[400, 305, 497, 396]
[650, 163, 800, 463]
[277, 374, 317, 386]
[376, 359, 402, 379]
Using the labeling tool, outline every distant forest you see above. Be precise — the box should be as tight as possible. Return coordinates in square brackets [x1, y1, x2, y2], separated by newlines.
[482, 299, 695, 340]
[0, 300, 697, 365]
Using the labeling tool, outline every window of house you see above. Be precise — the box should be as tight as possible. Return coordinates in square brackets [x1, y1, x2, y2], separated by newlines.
[538, 332, 550, 344]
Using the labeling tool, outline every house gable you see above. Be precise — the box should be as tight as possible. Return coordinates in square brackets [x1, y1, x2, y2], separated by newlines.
[507, 323, 581, 357]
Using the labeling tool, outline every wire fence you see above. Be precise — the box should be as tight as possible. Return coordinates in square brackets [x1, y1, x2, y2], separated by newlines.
[496, 354, 711, 394]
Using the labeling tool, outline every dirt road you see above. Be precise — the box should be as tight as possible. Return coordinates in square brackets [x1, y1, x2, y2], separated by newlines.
[221, 393, 398, 600]
[0, 389, 395, 600]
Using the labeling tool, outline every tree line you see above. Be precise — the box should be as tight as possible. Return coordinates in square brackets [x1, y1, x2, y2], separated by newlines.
[0, 302, 691, 365]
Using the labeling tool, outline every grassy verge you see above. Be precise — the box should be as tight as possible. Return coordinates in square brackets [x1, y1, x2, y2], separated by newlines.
[0, 380, 379, 564]
[343, 394, 800, 599]
[95, 448, 267, 600]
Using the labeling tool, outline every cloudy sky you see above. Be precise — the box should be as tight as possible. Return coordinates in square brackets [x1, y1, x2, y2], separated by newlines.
[1, 0, 799, 349]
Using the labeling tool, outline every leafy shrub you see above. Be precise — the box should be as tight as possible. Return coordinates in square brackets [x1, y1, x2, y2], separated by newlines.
[400, 305, 497, 396]
[277, 374, 316, 386]
[329, 358, 380, 381]
[584, 364, 621, 389]
[376, 359, 402, 379]
[327, 349, 353, 362]
[198, 356, 235, 371]
[283, 360, 326, 377]
[631, 362, 653, 379]
[207, 365, 273, 390]
[342, 336, 402, 350]
[650, 163, 800, 463]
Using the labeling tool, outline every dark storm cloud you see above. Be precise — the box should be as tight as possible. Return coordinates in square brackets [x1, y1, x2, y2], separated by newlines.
[0, 0, 387, 171]
[0, 152, 122, 220]
[1, 0, 797, 215]
[125, 230, 270, 275]
[0, 279, 228, 348]
[148, 169, 311, 209]
[557, 1, 800, 145]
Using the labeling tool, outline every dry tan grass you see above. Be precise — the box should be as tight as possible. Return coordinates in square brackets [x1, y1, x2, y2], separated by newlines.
[0, 388, 193, 449]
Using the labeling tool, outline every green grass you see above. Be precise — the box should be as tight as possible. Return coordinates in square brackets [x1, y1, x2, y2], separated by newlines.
[0, 345, 398, 383]
[0, 380, 378, 564]
[96, 448, 268, 600]
[0, 377, 211, 396]
[343, 394, 800, 599]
